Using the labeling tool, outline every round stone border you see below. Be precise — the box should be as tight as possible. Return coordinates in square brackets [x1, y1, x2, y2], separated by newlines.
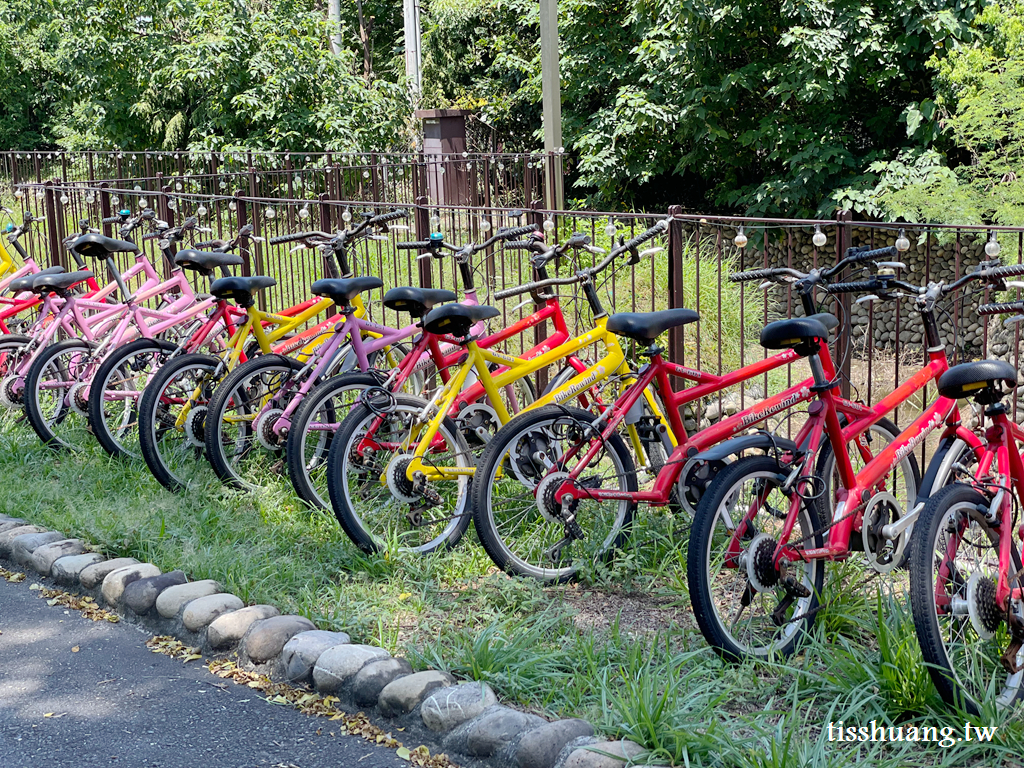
[0, 514, 653, 768]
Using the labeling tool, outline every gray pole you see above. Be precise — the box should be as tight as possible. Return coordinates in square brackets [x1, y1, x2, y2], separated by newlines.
[328, 0, 342, 56]
[404, 0, 423, 108]
[539, 0, 564, 211]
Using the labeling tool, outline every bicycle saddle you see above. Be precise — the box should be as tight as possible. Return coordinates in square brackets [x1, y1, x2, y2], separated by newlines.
[310, 277, 384, 306]
[31, 270, 95, 294]
[72, 233, 139, 259]
[422, 303, 500, 337]
[209, 275, 277, 307]
[759, 316, 830, 355]
[382, 287, 457, 318]
[937, 360, 1017, 403]
[8, 266, 64, 294]
[174, 250, 244, 274]
[606, 308, 699, 343]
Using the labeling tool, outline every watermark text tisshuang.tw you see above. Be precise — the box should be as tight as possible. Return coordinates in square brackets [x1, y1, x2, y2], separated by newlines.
[828, 721, 996, 748]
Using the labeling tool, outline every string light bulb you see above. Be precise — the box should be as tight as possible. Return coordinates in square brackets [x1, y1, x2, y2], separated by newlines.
[139, 197, 149, 209]
[429, 214, 440, 229]
[196, 204, 208, 217]
[543, 218, 555, 232]
[895, 228, 910, 252]
[342, 209, 352, 223]
[733, 226, 748, 249]
[228, 201, 237, 212]
[605, 223, 616, 238]
[812, 225, 827, 248]
[59, 194, 69, 205]
[985, 231, 1001, 258]
[298, 205, 310, 220]
[14, 189, 23, 199]
[479, 217, 491, 232]
[265, 206, 276, 220]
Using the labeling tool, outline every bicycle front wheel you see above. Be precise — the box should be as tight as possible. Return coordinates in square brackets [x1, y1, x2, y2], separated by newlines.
[471, 404, 637, 583]
[909, 483, 1024, 715]
[687, 455, 825, 661]
[0, 334, 31, 410]
[326, 394, 473, 555]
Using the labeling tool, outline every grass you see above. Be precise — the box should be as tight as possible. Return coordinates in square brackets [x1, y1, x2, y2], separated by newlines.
[1, 412, 1022, 767]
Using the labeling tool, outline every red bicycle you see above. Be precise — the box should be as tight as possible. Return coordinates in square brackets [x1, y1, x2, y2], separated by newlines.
[685, 260, 1021, 661]
[470, 245, 928, 583]
[908, 294, 1024, 715]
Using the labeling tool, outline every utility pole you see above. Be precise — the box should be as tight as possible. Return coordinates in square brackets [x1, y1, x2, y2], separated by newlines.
[404, 0, 423, 108]
[328, 0, 342, 56]
[539, 0, 564, 211]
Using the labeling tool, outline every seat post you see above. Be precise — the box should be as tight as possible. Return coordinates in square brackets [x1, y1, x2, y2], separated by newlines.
[105, 256, 132, 302]
[808, 352, 829, 388]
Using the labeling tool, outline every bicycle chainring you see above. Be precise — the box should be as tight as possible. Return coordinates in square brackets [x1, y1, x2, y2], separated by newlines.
[456, 403, 501, 446]
[69, 382, 90, 416]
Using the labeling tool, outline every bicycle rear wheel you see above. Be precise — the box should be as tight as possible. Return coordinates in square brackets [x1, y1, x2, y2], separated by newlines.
[326, 394, 473, 554]
[23, 338, 95, 450]
[471, 405, 637, 583]
[88, 338, 176, 459]
[909, 483, 1024, 715]
[137, 352, 222, 492]
[0, 334, 31, 410]
[204, 354, 304, 491]
[687, 455, 824, 660]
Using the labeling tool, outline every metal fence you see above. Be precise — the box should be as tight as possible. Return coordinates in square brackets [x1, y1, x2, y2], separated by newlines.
[3, 157, 1023, 471]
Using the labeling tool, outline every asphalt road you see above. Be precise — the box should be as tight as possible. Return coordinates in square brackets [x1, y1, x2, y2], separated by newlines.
[0, 571, 412, 768]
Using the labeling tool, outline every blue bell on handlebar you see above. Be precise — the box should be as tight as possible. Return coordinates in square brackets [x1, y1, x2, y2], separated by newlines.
[429, 232, 444, 243]
[118, 208, 131, 216]
[3, 224, 13, 233]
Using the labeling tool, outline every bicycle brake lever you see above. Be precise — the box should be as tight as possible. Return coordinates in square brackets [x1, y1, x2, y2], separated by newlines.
[389, 225, 410, 232]
[876, 261, 907, 270]
[639, 246, 664, 260]
[290, 245, 306, 252]
[510, 298, 533, 313]
[1004, 314, 1024, 327]
[856, 294, 879, 304]
[416, 252, 432, 260]
[583, 244, 607, 256]
[367, 234, 388, 241]
[758, 281, 773, 291]
[1004, 281, 1024, 290]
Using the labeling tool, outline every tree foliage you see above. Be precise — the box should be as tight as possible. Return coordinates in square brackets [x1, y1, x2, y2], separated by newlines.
[0, 0, 409, 152]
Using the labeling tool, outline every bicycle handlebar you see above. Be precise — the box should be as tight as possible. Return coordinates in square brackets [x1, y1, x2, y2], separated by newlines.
[102, 215, 122, 225]
[268, 230, 330, 245]
[395, 240, 431, 250]
[978, 300, 1024, 316]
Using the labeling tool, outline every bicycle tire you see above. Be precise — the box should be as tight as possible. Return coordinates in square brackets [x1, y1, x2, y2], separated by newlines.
[471, 404, 637, 583]
[687, 455, 825, 661]
[0, 334, 32, 409]
[326, 393, 473, 555]
[138, 352, 222, 492]
[204, 353, 304, 490]
[286, 372, 381, 510]
[23, 338, 94, 450]
[909, 483, 1024, 715]
[88, 338, 176, 459]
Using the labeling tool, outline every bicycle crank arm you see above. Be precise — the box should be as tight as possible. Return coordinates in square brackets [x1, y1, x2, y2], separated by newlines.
[880, 501, 924, 542]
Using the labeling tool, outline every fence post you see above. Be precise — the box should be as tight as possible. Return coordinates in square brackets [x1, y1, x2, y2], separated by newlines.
[667, 205, 686, 382]
[99, 183, 112, 238]
[235, 190, 251, 278]
[414, 195, 432, 288]
[33, 153, 41, 183]
[159, 183, 175, 276]
[835, 210, 853, 399]
[43, 181, 62, 268]
[530, 201, 549, 393]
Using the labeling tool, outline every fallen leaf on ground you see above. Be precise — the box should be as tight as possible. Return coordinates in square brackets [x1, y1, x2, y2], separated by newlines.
[71, 646, 79, 653]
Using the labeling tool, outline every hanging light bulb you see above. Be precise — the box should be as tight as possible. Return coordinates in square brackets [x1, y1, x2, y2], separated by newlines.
[14, 189, 23, 200]
[733, 226, 748, 248]
[605, 223, 617, 239]
[35, 188, 44, 200]
[438, 166, 446, 175]
[59, 194, 69, 205]
[362, 170, 370, 179]
[480, 217, 492, 232]
[429, 214, 440, 229]
[895, 228, 910, 252]
[85, 193, 95, 205]
[985, 231, 1001, 258]
[228, 201, 237, 212]
[342, 209, 353, 223]
[497, 163, 505, 171]
[812, 225, 827, 248]
[111, 195, 120, 205]
[543, 218, 555, 232]
[196, 204, 208, 217]
[167, 199, 177, 211]
[139, 197, 149, 209]
[175, 182, 183, 191]
[265, 206, 276, 219]
[133, 185, 142, 192]
[298, 206, 310, 220]
[219, 180, 227, 190]
[466, 162, 473, 170]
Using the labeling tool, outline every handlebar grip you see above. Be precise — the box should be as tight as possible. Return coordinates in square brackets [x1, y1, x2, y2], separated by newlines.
[829, 280, 881, 294]
[495, 281, 545, 301]
[268, 231, 320, 245]
[730, 268, 781, 283]
[986, 263, 1024, 279]
[396, 240, 431, 250]
[102, 216, 122, 224]
[978, 301, 1024, 316]
[142, 232, 161, 241]
[621, 224, 665, 252]
[370, 209, 407, 225]
[497, 224, 539, 240]
[504, 240, 535, 249]
[847, 245, 897, 263]
[194, 240, 225, 250]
